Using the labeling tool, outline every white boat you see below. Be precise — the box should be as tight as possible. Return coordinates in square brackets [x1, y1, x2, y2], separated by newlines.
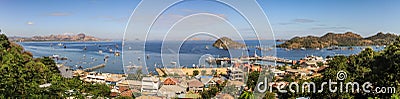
[301, 47, 306, 50]
[58, 43, 63, 46]
[205, 46, 209, 50]
[98, 50, 103, 54]
[171, 61, 177, 65]
[51, 54, 60, 59]
[125, 65, 142, 69]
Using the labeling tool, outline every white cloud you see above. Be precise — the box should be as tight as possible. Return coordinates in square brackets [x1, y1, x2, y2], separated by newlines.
[26, 21, 34, 25]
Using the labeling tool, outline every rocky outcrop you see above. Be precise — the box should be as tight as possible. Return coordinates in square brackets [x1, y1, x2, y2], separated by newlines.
[212, 37, 246, 50]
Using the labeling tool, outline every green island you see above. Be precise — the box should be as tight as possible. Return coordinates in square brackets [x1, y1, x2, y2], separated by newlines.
[277, 32, 398, 49]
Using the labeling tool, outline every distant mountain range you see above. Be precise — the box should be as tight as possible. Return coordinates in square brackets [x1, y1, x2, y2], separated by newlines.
[277, 32, 399, 49]
[9, 33, 108, 42]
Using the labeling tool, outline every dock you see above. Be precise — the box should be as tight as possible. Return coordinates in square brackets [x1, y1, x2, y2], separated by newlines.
[207, 56, 294, 65]
[84, 64, 106, 72]
[156, 67, 227, 76]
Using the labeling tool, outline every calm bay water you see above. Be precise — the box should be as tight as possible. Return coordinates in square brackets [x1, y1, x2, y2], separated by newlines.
[19, 40, 385, 74]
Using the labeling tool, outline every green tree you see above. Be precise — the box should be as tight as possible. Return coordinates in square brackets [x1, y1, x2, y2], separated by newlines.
[263, 91, 276, 99]
[239, 91, 255, 99]
[247, 71, 260, 90]
[0, 34, 111, 98]
[201, 70, 207, 75]
[193, 70, 199, 76]
[200, 86, 219, 98]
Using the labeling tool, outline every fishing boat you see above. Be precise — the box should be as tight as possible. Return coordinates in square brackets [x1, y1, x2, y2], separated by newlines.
[114, 52, 120, 56]
[125, 65, 142, 70]
[98, 50, 103, 54]
[327, 46, 339, 50]
[60, 57, 68, 60]
[109, 48, 113, 52]
[256, 46, 272, 51]
[51, 54, 60, 59]
[58, 42, 63, 46]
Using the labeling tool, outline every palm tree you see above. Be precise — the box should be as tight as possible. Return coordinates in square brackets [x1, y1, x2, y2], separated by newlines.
[239, 91, 255, 99]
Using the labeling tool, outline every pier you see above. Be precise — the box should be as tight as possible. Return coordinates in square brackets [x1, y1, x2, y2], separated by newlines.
[156, 67, 227, 76]
[84, 64, 106, 72]
[207, 56, 294, 65]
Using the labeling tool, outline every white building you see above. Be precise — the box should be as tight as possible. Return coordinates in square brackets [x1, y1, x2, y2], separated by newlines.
[141, 76, 160, 96]
[227, 67, 244, 82]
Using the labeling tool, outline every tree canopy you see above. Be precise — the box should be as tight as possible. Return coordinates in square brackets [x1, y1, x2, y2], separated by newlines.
[0, 34, 110, 98]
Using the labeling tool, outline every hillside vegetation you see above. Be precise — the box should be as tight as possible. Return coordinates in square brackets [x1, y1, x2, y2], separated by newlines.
[0, 34, 110, 98]
[277, 32, 399, 49]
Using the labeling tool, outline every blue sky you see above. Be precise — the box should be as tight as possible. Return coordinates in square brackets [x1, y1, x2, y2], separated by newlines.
[1, 0, 399, 40]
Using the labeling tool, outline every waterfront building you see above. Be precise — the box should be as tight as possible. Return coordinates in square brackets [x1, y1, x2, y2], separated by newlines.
[187, 79, 204, 93]
[227, 67, 244, 82]
[141, 76, 160, 96]
[199, 76, 216, 88]
[117, 80, 141, 90]
[158, 85, 186, 98]
[163, 77, 180, 85]
[84, 72, 106, 83]
[270, 69, 285, 77]
[135, 95, 163, 99]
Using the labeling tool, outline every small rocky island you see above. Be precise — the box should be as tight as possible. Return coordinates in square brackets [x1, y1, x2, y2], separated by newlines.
[277, 32, 399, 49]
[212, 37, 246, 50]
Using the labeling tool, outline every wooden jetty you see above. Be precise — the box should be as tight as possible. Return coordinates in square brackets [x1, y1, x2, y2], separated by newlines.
[207, 56, 294, 65]
[84, 64, 106, 72]
[156, 67, 227, 76]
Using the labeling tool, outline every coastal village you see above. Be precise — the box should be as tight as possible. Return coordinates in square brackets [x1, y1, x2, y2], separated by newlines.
[62, 52, 329, 99]
[29, 32, 395, 98]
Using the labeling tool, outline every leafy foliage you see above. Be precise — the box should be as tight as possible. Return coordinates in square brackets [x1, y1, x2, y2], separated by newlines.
[193, 70, 199, 76]
[247, 71, 260, 90]
[0, 34, 111, 98]
[239, 91, 255, 99]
